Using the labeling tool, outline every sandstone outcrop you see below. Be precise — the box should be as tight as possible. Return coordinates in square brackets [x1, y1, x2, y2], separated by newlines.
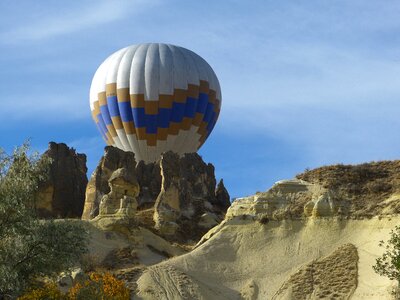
[153, 152, 227, 240]
[296, 161, 400, 217]
[82, 146, 137, 220]
[227, 160, 400, 221]
[226, 179, 328, 221]
[94, 167, 140, 234]
[82, 147, 230, 243]
[37, 142, 87, 218]
[101, 160, 400, 299]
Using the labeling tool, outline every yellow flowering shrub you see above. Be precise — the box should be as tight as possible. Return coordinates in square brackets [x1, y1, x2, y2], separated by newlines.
[18, 272, 129, 300]
[67, 272, 130, 300]
[18, 282, 64, 300]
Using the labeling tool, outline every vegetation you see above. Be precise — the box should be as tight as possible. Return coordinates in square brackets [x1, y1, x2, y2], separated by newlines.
[19, 272, 130, 300]
[68, 272, 130, 300]
[18, 283, 64, 300]
[296, 161, 400, 217]
[373, 225, 400, 298]
[0, 143, 89, 298]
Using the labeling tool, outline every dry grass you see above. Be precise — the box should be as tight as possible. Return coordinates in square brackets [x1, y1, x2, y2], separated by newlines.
[296, 161, 400, 217]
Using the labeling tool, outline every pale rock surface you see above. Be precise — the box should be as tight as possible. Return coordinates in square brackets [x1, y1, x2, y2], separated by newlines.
[92, 167, 139, 234]
[57, 273, 73, 293]
[82, 146, 136, 220]
[133, 176, 400, 299]
[73, 219, 185, 274]
[98, 168, 139, 216]
[273, 243, 358, 299]
[81, 147, 164, 219]
[227, 179, 326, 221]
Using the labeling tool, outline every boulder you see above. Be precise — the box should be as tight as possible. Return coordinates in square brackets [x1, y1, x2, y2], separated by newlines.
[37, 142, 87, 218]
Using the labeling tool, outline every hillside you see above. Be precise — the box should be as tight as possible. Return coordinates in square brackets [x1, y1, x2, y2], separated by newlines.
[129, 160, 400, 299]
[38, 157, 400, 299]
[296, 161, 400, 218]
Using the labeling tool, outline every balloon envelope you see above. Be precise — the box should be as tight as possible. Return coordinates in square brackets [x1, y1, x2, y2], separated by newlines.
[90, 43, 221, 163]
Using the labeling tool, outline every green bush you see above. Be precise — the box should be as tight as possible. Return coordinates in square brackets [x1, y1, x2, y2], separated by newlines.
[373, 225, 400, 297]
[0, 143, 89, 298]
[373, 225, 400, 281]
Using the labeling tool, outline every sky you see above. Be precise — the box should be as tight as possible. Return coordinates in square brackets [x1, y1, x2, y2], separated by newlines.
[1, 0, 400, 198]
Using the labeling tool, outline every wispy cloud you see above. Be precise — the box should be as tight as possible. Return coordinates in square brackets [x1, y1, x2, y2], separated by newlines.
[0, 91, 89, 122]
[1, 0, 157, 43]
[1, 0, 400, 196]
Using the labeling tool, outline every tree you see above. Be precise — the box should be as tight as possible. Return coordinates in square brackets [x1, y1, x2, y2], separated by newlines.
[0, 143, 89, 298]
[373, 225, 400, 298]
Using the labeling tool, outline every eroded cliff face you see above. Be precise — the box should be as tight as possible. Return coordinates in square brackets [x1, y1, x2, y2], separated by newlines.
[133, 162, 400, 300]
[82, 146, 230, 243]
[36, 142, 87, 218]
[46, 149, 400, 299]
[153, 152, 228, 241]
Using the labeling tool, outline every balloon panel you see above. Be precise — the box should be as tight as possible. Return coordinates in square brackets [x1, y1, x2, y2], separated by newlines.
[89, 43, 221, 163]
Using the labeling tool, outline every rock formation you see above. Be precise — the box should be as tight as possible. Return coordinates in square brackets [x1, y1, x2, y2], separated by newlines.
[82, 146, 137, 220]
[153, 152, 228, 240]
[226, 179, 328, 221]
[135, 161, 162, 209]
[226, 161, 400, 221]
[36, 142, 87, 218]
[37, 154, 400, 299]
[94, 167, 140, 233]
[128, 161, 400, 299]
[214, 179, 231, 211]
[98, 168, 139, 217]
[296, 161, 400, 217]
[82, 146, 230, 243]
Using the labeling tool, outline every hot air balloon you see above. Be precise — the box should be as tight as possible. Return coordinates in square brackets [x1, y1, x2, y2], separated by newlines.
[89, 43, 221, 163]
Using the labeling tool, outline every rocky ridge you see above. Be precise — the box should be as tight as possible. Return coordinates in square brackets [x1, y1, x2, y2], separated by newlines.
[82, 146, 230, 243]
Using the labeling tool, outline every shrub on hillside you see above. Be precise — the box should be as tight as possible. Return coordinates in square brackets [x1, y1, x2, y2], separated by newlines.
[68, 272, 130, 300]
[18, 283, 63, 300]
[0, 143, 89, 298]
[18, 272, 130, 300]
[373, 225, 400, 298]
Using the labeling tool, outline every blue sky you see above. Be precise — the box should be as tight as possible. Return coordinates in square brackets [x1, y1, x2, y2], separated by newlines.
[1, 0, 400, 198]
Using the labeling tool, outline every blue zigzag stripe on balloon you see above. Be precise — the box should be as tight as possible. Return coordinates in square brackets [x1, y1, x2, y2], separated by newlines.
[97, 97, 217, 140]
